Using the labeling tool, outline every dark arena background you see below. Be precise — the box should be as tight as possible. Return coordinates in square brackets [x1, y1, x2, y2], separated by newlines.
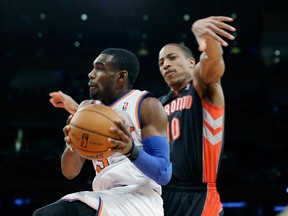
[1, 0, 288, 215]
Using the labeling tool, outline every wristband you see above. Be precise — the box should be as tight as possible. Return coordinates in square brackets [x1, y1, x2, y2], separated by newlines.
[124, 142, 140, 161]
[66, 142, 75, 152]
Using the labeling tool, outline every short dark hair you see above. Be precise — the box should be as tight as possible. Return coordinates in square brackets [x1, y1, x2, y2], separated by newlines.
[101, 48, 139, 88]
[166, 43, 194, 58]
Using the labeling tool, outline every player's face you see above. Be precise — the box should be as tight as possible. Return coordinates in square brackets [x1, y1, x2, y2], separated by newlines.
[158, 45, 193, 90]
[88, 54, 118, 104]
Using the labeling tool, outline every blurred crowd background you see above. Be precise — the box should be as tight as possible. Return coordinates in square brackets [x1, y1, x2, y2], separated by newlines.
[0, 0, 288, 215]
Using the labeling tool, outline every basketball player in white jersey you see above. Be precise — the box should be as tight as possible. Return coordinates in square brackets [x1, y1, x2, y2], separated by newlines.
[33, 48, 172, 216]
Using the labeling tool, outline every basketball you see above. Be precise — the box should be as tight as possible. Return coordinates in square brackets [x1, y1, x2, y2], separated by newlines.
[68, 104, 122, 160]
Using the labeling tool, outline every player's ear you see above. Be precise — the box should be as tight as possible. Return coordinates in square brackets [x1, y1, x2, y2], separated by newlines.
[118, 70, 128, 81]
[189, 58, 196, 67]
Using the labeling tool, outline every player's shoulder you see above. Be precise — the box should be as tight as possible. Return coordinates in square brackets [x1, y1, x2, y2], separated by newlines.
[142, 96, 164, 113]
[140, 96, 167, 128]
[78, 99, 98, 110]
[132, 89, 153, 97]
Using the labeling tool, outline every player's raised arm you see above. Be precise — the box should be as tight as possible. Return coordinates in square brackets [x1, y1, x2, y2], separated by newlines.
[49, 91, 79, 114]
[192, 16, 236, 85]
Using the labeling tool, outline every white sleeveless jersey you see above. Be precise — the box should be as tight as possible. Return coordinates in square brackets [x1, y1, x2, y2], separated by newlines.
[61, 89, 163, 216]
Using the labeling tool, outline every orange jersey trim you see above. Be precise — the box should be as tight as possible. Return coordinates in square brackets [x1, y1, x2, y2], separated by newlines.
[202, 101, 224, 183]
[201, 183, 223, 216]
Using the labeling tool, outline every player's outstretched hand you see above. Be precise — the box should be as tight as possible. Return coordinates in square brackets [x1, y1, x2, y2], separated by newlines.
[49, 91, 78, 114]
[191, 16, 236, 51]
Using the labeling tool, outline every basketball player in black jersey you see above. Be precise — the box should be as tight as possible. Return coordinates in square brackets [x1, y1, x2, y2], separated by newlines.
[158, 16, 236, 216]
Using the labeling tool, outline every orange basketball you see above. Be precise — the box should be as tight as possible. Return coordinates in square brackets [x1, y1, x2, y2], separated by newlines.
[68, 104, 122, 160]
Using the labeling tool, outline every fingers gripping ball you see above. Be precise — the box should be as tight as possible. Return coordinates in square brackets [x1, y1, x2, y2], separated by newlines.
[68, 104, 122, 160]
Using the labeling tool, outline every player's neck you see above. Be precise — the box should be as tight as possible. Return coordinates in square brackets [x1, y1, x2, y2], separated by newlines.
[171, 79, 192, 94]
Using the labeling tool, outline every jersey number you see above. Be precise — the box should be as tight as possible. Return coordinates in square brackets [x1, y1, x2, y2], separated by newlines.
[96, 158, 109, 173]
[167, 117, 180, 142]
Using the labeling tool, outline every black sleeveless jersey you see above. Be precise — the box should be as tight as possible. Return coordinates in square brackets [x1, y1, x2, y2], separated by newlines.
[159, 80, 225, 184]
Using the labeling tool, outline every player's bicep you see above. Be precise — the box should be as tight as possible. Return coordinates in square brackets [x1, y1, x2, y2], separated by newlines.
[140, 97, 167, 139]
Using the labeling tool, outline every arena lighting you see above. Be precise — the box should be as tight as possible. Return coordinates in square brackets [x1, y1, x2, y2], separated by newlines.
[274, 205, 287, 212]
[222, 202, 247, 208]
[142, 14, 149, 21]
[74, 41, 81, 47]
[273, 106, 279, 112]
[39, 13, 46, 20]
[183, 14, 190, 21]
[14, 128, 23, 153]
[81, 14, 88, 21]
[137, 47, 149, 56]
[14, 198, 31, 207]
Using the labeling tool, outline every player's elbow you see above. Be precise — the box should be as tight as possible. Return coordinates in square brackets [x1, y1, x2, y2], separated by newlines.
[157, 161, 172, 185]
[62, 172, 77, 180]
[61, 168, 80, 180]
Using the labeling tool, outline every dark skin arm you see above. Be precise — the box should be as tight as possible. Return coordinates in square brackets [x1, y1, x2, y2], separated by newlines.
[191, 16, 236, 107]
[108, 96, 171, 185]
[108, 97, 167, 154]
[49, 91, 79, 115]
[61, 100, 94, 179]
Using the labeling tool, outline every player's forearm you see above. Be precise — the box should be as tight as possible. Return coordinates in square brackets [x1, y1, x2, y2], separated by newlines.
[198, 37, 225, 83]
[61, 147, 84, 179]
[201, 36, 223, 61]
[130, 136, 172, 185]
[65, 100, 79, 114]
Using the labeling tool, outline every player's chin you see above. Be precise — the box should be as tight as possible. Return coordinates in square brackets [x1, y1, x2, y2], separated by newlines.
[89, 89, 98, 100]
[165, 78, 177, 87]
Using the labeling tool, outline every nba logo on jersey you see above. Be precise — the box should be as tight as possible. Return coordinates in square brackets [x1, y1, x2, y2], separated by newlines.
[185, 83, 191, 90]
[122, 102, 129, 111]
